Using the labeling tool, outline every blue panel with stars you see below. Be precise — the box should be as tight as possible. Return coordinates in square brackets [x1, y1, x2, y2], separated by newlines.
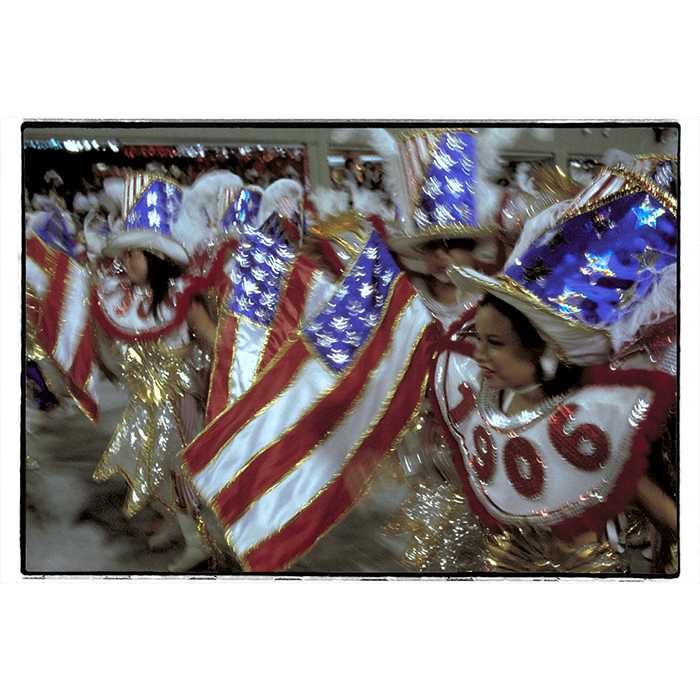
[304, 231, 399, 374]
[125, 180, 183, 237]
[413, 131, 478, 232]
[222, 187, 263, 232]
[227, 213, 296, 326]
[505, 191, 676, 328]
[34, 205, 79, 258]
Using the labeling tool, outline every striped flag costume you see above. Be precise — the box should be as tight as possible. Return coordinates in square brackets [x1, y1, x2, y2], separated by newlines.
[204, 211, 336, 423]
[184, 230, 437, 571]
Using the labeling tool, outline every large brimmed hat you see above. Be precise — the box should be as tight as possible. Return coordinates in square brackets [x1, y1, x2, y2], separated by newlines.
[102, 171, 189, 266]
[331, 127, 524, 274]
[449, 163, 678, 366]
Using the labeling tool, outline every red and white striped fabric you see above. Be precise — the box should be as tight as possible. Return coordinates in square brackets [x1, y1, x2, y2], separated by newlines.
[26, 235, 99, 421]
[400, 132, 440, 205]
[204, 210, 336, 424]
[565, 168, 626, 215]
[185, 231, 437, 571]
[205, 254, 333, 423]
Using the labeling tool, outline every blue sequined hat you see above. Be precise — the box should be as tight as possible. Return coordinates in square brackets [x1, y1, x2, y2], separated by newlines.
[219, 185, 264, 234]
[102, 171, 189, 266]
[449, 164, 678, 366]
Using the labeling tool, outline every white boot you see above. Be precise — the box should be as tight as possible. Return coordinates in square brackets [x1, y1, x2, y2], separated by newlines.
[148, 514, 182, 551]
[167, 512, 211, 573]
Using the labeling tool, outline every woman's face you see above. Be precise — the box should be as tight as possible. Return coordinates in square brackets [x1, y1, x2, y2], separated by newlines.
[423, 242, 476, 283]
[472, 303, 540, 390]
[122, 249, 149, 286]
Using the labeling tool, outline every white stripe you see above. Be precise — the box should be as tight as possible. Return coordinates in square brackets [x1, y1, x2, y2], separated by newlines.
[301, 272, 336, 326]
[54, 263, 91, 371]
[416, 135, 431, 169]
[194, 357, 335, 500]
[231, 297, 430, 555]
[228, 316, 270, 401]
[85, 371, 99, 402]
[26, 258, 49, 297]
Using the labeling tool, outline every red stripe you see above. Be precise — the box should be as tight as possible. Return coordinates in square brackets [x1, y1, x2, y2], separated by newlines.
[215, 280, 416, 528]
[317, 239, 346, 276]
[26, 235, 52, 272]
[244, 327, 435, 572]
[37, 252, 70, 353]
[205, 313, 239, 424]
[259, 256, 314, 368]
[69, 325, 96, 390]
[183, 338, 311, 476]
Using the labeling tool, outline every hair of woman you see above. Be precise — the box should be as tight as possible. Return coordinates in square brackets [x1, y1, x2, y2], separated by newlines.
[144, 251, 184, 320]
[479, 292, 583, 397]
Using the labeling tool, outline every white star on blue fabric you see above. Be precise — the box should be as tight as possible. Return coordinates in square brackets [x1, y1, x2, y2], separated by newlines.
[632, 195, 665, 229]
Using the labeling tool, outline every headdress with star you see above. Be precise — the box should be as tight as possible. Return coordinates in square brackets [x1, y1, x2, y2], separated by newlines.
[330, 127, 523, 275]
[102, 171, 190, 266]
[449, 163, 677, 366]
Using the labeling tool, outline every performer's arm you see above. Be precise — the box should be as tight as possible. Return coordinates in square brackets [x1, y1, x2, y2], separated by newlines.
[188, 298, 217, 352]
[636, 474, 677, 535]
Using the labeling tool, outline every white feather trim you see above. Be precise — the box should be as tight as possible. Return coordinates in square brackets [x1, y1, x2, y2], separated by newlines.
[603, 148, 636, 169]
[73, 192, 99, 213]
[610, 264, 677, 353]
[258, 178, 303, 224]
[331, 128, 412, 233]
[507, 199, 573, 265]
[348, 185, 394, 220]
[188, 170, 244, 225]
[83, 210, 110, 257]
[308, 187, 350, 220]
[514, 163, 537, 195]
[476, 128, 522, 177]
[31, 194, 54, 212]
[100, 178, 124, 218]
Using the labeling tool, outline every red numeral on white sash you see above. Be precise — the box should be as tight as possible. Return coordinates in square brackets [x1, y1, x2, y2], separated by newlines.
[548, 403, 610, 472]
[470, 426, 495, 483]
[504, 437, 545, 499]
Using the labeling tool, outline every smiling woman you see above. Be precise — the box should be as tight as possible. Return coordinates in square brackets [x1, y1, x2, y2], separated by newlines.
[435, 161, 678, 574]
[473, 293, 583, 411]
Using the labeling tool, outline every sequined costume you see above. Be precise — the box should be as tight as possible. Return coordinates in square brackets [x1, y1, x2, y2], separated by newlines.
[434, 158, 678, 574]
[26, 237, 212, 517]
[90, 278, 208, 516]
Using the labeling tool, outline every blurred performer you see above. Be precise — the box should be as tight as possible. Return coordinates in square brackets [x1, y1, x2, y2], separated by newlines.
[314, 128, 583, 572]
[25, 170, 243, 572]
[434, 156, 678, 573]
[26, 197, 87, 427]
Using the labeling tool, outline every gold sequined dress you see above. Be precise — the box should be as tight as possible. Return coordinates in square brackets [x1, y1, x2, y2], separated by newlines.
[25, 236, 210, 519]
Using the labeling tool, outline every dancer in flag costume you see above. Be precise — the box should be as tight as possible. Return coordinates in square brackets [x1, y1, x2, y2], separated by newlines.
[318, 128, 579, 572]
[25, 170, 245, 572]
[183, 221, 437, 572]
[433, 157, 678, 573]
[25, 195, 89, 426]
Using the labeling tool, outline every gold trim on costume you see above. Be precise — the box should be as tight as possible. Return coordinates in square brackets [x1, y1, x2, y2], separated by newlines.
[209, 275, 405, 502]
[240, 323, 432, 569]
